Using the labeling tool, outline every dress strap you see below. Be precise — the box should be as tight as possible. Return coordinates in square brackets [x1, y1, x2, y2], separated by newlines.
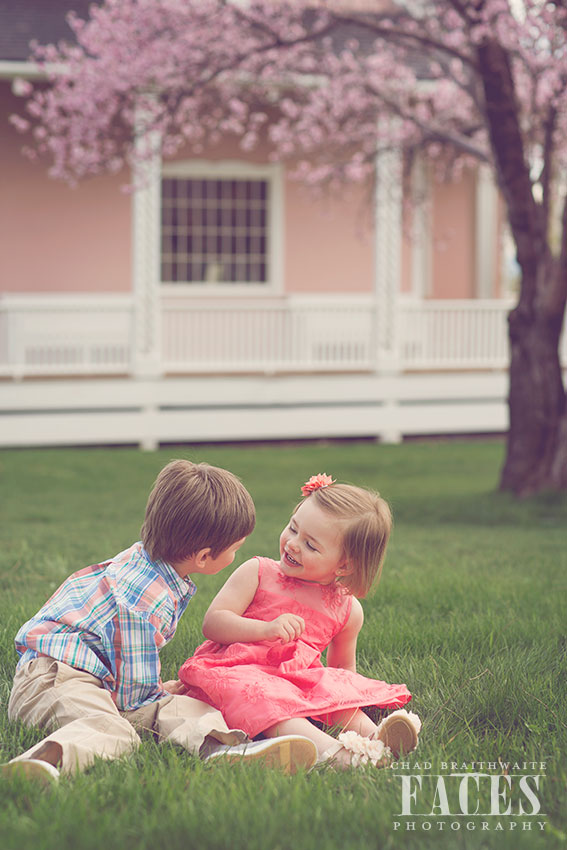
[340, 592, 354, 630]
[254, 555, 274, 582]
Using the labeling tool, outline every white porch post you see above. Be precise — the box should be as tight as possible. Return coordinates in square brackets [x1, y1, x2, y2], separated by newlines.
[131, 125, 162, 381]
[374, 145, 403, 442]
[475, 164, 498, 298]
[131, 115, 162, 450]
[410, 158, 431, 299]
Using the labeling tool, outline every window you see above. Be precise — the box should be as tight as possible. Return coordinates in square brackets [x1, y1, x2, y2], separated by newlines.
[160, 164, 281, 288]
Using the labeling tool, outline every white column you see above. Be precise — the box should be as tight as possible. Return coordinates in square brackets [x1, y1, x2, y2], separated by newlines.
[410, 158, 431, 299]
[131, 123, 162, 380]
[131, 112, 162, 451]
[374, 145, 403, 443]
[374, 146, 402, 372]
[475, 164, 498, 298]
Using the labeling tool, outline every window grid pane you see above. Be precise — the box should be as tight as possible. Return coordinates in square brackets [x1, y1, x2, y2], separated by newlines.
[161, 177, 270, 284]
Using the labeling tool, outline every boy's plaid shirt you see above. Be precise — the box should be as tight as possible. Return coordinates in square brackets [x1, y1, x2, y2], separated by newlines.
[14, 543, 197, 711]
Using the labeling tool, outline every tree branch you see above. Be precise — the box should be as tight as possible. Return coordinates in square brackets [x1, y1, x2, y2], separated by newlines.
[366, 86, 490, 164]
[330, 11, 479, 72]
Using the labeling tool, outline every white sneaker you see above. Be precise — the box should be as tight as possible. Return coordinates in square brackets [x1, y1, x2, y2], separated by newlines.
[1, 759, 60, 787]
[203, 735, 318, 774]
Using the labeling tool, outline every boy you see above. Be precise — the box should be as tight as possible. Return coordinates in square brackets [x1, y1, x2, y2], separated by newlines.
[1, 460, 317, 784]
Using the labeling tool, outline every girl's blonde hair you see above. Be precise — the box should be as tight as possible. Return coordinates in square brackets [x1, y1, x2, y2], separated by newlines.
[141, 459, 255, 565]
[298, 483, 392, 598]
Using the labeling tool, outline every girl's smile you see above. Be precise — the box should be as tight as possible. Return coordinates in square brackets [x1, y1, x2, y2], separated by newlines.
[283, 551, 301, 567]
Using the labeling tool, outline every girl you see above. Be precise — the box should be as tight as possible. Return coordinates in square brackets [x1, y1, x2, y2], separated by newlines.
[176, 474, 421, 768]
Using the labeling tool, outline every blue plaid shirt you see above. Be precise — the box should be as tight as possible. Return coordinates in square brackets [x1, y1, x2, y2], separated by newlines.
[14, 542, 197, 711]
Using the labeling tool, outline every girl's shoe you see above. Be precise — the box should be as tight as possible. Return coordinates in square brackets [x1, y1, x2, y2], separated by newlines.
[0, 758, 60, 787]
[319, 732, 392, 769]
[374, 709, 421, 757]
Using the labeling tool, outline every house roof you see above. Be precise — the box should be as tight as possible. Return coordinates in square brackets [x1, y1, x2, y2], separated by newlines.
[0, 0, 96, 62]
[0, 1, 389, 69]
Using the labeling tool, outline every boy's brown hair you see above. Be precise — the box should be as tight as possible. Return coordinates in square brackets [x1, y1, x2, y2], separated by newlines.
[141, 460, 255, 564]
[297, 483, 392, 598]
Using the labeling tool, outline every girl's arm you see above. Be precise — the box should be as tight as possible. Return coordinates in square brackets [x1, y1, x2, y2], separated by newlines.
[202, 558, 305, 645]
[325, 597, 364, 673]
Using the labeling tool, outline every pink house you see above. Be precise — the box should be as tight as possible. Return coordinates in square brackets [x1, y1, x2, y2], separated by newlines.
[0, 0, 522, 448]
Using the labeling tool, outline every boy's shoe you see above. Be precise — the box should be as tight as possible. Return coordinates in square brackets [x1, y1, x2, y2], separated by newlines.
[0, 759, 60, 787]
[374, 709, 421, 758]
[203, 735, 318, 774]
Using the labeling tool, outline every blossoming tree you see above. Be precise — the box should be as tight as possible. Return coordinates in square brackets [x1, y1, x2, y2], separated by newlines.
[13, 0, 567, 496]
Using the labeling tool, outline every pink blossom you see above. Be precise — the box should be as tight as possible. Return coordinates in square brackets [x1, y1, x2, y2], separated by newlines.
[12, 78, 33, 97]
[9, 114, 30, 133]
[8, 0, 567, 196]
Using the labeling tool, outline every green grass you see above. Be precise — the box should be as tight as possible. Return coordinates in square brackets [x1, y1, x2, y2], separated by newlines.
[0, 440, 566, 850]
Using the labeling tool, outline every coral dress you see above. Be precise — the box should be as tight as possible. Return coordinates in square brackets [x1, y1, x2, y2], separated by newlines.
[178, 557, 412, 738]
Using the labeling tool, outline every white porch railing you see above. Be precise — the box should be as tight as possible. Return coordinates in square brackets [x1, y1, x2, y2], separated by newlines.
[399, 298, 513, 369]
[0, 294, 133, 378]
[1, 292, 565, 378]
[161, 296, 375, 373]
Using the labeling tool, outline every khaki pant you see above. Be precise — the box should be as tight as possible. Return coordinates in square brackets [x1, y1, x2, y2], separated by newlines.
[8, 657, 247, 775]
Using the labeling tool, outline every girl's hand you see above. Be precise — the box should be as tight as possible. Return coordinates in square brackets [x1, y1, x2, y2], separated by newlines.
[264, 613, 305, 643]
[162, 678, 187, 695]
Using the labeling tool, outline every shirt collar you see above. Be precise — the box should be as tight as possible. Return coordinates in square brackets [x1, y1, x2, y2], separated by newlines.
[143, 548, 197, 599]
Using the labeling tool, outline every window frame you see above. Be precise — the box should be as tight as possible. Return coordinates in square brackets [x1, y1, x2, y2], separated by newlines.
[159, 160, 284, 296]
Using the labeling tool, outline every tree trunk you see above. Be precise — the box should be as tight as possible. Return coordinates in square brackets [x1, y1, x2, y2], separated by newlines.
[475, 38, 567, 495]
[500, 271, 567, 496]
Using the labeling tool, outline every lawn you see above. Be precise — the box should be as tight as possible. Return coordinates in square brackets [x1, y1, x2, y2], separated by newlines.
[0, 439, 565, 850]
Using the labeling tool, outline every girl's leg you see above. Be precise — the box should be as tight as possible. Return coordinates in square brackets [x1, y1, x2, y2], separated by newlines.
[321, 707, 421, 758]
[263, 717, 353, 769]
[323, 707, 378, 736]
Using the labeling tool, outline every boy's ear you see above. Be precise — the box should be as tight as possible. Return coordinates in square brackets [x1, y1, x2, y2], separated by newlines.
[194, 547, 212, 569]
[171, 547, 212, 579]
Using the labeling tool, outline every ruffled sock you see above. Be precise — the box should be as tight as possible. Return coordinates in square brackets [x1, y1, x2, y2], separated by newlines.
[335, 731, 392, 768]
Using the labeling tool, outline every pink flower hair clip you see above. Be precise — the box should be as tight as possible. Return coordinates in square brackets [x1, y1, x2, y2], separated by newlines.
[301, 473, 336, 496]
